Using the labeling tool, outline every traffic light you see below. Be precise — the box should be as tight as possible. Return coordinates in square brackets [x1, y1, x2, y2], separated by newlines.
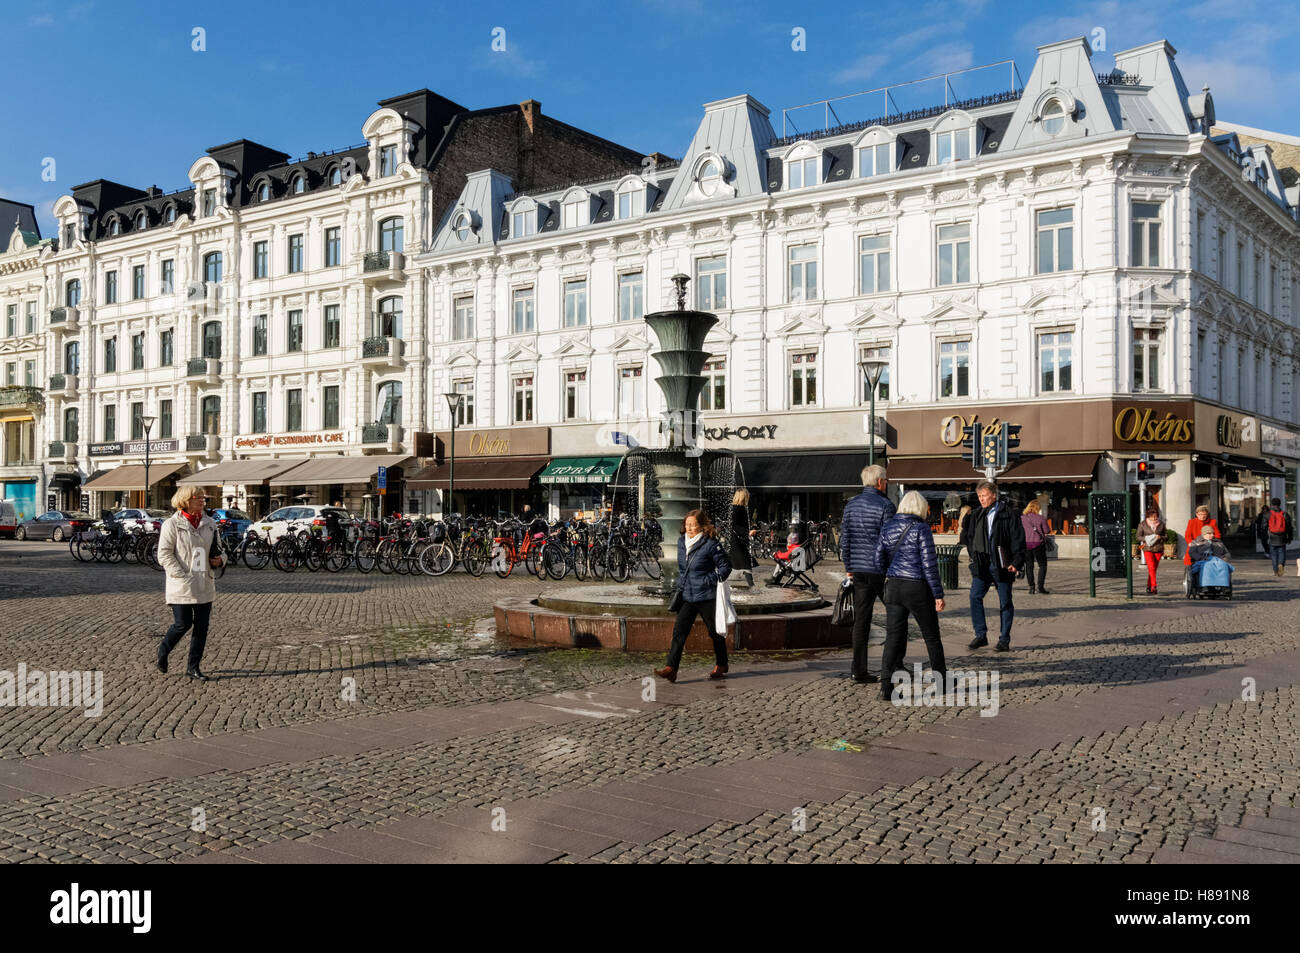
[1137, 451, 1151, 482]
[981, 430, 1003, 469]
[961, 423, 982, 467]
[1005, 424, 1022, 458]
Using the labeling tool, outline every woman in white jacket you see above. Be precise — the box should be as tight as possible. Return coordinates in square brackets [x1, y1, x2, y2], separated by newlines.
[155, 486, 225, 681]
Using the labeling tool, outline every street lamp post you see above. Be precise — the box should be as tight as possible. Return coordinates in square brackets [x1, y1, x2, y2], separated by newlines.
[859, 359, 888, 466]
[443, 392, 464, 520]
[139, 414, 157, 509]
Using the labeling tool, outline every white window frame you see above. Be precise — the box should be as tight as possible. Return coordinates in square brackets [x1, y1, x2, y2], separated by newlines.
[512, 374, 534, 423]
[696, 256, 727, 310]
[1132, 324, 1164, 393]
[452, 378, 474, 426]
[700, 358, 726, 412]
[563, 278, 588, 328]
[1035, 207, 1074, 274]
[857, 141, 894, 178]
[934, 127, 974, 165]
[858, 234, 891, 295]
[616, 184, 644, 220]
[788, 349, 818, 408]
[787, 244, 818, 303]
[936, 222, 971, 286]
[618, 271, 644, 322]
[858, 343, 892, 403]
[786, 152, 821, 191]
[1036, 329, 1075, 394]
[937, 338, 971, 399]
[1130, 202, 1162, 267]
[452, 296, 475, 341]
[511, 287, 535, 334]
[564, 369, 588, 421]
[617, 364, 645, 418]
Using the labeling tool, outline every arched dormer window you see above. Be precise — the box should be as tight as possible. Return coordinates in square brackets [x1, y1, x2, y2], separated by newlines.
[855, 128, 895, 178]
[327, 166, 342, 186]
[453, 209, 475, 242]
[932, 111, 975, 165]
[509, 197, 540, 238]
[107, 217, 121, 236]
[290, 174, 305, 195]
[1032, 89, 1078, 138]
[163, 204, 177, 224]
[785, 142, 823, 190]
[561, 188, 591, 229]
[134, 211, 148, 231]
[255, 180, 271, 202]
[698, 157, 722, 196]
[616, 177, 647, 219]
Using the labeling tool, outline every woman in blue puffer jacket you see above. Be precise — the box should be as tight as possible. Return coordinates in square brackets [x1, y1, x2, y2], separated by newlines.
[873, 491, 947, 702]
[654, 508, 732, 683]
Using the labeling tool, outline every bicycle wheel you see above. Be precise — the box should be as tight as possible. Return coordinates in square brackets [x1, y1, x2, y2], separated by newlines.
[121, 536, 139, 563]
[606, 544, 630, 583]
[304, 540, 325, 572]
[145, 539, 161, 571]
[103, 538, 124, 563]
[463, 538, 489, 577]
[588, 543, 607, 581]
[572, 545, 588, 581]
[353, 538, 377, 574]
[420, 541, 455, 576]
[394, 543, 414, 575]
[494, 542, 515, 579]
[70, 535, 87, 562]
[241, 536, 271, 570]
[542, 542, 568, 580]
[272, 538, 299, 572]
[524, 543, 542, 577]
[639, 545, 662, 580]
[376, 539, 400, 574]
[325, 543, 351, 572]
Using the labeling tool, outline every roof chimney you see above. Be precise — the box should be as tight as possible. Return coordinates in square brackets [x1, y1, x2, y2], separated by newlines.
[520, 99, 541, 135]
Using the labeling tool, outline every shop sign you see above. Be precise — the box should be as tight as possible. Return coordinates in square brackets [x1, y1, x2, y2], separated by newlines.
[939, 415, 1018, 447]
[1262, 423, 1300, 458]
[702, 424, 778, 441]
[439, 426, 549, 458]
[1112, 406, 1194, 444]
[234, 431, 345, 450]
[88, 439, 179, 457]
[1216, 415, 1243, 449]
[1192, 404, 1260, 456]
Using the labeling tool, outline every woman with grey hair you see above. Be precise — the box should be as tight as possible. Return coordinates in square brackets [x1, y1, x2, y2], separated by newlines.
[155, 486, 225, 681]
[873, 490, 946, 701]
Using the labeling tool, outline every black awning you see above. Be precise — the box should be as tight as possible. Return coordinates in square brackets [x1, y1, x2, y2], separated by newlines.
[1211, 453, 1286, 478]
[886, 453, 1100, 484]
[735, 451, 871, 491]
[49, 471, 82, 487]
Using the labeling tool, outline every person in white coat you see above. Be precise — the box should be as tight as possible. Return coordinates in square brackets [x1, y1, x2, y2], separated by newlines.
[156, 486, 225, 681]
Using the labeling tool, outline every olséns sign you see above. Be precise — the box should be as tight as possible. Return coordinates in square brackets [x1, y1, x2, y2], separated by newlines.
[1113, 406, 1194, 444]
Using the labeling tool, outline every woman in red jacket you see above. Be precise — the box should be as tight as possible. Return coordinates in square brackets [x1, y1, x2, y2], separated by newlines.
[1183, 505, 1221, 566]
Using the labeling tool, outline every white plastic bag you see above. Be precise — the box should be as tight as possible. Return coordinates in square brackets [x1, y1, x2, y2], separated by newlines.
[716, 581, 737, 631]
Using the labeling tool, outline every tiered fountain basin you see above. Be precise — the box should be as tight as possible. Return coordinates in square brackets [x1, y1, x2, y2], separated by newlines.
[494, 584, 842, 652]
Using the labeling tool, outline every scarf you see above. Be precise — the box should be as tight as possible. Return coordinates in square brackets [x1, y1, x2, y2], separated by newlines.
[184, 510, 203, 530]
[684, 532, 703, 552]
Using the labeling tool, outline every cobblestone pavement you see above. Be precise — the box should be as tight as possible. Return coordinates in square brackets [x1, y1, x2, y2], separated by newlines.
[1, 538, 1298, 863]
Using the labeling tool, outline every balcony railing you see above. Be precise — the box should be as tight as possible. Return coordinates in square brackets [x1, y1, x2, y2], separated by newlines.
[362, 422, 389, 443]
[49, 374, 65, 390]
[363, 251, 390, 272]
[49, 441, 65, 456]
[186, 434, 210, 451]
[0, 385, 44, 410]
[362, 335, 393, 358]
[49, 307, 66, 324]
[187, 357, 215, 376]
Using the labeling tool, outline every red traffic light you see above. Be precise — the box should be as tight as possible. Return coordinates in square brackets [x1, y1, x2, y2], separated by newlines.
[1137, 460, 1150, 480]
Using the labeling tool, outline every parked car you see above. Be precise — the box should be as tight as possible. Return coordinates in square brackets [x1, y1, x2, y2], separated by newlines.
[209, 507, 253, 539]
[253, 505, 351, 543]
[0, 500, 18, 539]
[113, 508, 170, 534]
[14, 510, 94, 542]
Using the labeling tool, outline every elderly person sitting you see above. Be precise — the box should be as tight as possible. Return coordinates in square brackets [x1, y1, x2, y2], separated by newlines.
[1186, 524, 1230, 586]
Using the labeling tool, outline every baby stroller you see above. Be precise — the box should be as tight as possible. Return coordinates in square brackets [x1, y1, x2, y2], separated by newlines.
[1184, 542, 1234, 600]
[767, 520, 820, 591]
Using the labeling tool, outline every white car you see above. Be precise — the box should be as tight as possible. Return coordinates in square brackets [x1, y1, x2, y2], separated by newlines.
[112, 508, 170, 534]
[252, 505, 351, 544]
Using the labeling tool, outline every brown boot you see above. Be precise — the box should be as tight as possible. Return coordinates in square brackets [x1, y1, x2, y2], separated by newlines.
[708, 665, 728, 680]
[653, 666, 677, 683]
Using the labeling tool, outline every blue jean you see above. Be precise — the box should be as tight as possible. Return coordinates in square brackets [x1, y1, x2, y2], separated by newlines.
[969, 573, 1014, 645]
[1270, 545, 1288, 574]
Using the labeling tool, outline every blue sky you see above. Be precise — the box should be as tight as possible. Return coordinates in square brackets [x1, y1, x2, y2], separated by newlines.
[3, 0, 1295, 236]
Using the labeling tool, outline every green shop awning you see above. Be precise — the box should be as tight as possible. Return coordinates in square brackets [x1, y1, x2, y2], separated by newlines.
[539, 457, 621, 484]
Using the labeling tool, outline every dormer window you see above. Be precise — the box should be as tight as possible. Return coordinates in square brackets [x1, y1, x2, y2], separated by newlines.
[562, 190, 590, 229]
[510, 198, 540, 237]
[256, 181, 271, 202]
[63, 223, 76, 246]
[698, 158, 722, 197]
[290, 175, 305, 195]
[858, 141, 893, 178]
[202, 189, 216, 216]
[107, 218, 121, 236]
[786, 149, 821, 190]
[379, 145, 398, 177]
[163, 205, 177, 224]
[134, 211, 148, 230]
[935, 128, 973, 164]
[453, 211, 473, 242]
[327, 166, 342, 186]
[1041, 99, 1066, 136]
[617, 181, 645, 219]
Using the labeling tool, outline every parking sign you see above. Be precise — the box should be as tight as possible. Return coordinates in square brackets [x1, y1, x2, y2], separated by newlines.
[377, 466, 387, 489]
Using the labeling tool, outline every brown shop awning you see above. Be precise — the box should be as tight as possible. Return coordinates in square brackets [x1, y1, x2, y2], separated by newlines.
[887, 453, 1101, 484]
[407, 457, 548, 491]
[82, 462, 189, 491]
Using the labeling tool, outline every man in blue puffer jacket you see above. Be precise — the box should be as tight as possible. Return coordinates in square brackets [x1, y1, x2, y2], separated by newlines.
[841, 464, 896, 684]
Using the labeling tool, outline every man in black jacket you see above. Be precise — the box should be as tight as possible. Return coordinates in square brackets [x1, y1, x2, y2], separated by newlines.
[959, 480, 1026, 651]
[842, 464, 896, 684]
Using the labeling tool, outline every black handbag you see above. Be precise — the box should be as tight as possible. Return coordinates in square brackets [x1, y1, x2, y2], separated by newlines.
[668, 589, 684, 613]
[831, 579, 854, 627]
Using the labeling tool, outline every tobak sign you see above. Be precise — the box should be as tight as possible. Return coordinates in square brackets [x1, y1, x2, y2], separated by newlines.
[1112, 406, 1194, 445]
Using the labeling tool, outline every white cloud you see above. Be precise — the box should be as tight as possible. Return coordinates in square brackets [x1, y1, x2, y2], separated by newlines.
[832, 54, 889, 86]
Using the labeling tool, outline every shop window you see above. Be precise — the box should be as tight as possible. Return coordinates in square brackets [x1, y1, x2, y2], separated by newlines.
[696, 257, 727, 309]
[859, 235, 890, 294]
[1131, 203, 1161, 267]
[700, 360, 726, 412]
[618, 272, 644, 322]
[788, 244, 818, 303]
[1038, 331, 1073, 393]
[1132, 327, 1161, 391]
[512, 288, 535, 334]
[513, 375, 534, 423]
[1036, 208, 1074, 273]
[859, 344, 891, 401]
[936, 223, 971, 285]
[938, 339, 970, 398]
[564, 370, 588, 421]
[618, 366, 644, 417]
[789, 350, 817, 407]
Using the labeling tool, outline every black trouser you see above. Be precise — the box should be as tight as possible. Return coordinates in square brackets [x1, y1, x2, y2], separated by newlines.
[160, 603, 213, 671]
[665, 599, 726, 670]
[1027, 545, 1047, 591]
[850, 573, 885, 679]
[881, 579, 945, 691]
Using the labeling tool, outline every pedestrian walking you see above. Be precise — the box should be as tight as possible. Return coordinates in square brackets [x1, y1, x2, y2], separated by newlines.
[1137, 506, 1167, 594]
[654, 509, 732, 683]
[155, 487, 225, 682]
[1182, 505, 1220, 567]
[1263, 497, 1294, 576]
[728, 489, 755, 588]
[874, 491, 946, 701]
[959, 480, 1025, 652]
[1021, 500, 1051, 594]
[840, 464, 897, 684]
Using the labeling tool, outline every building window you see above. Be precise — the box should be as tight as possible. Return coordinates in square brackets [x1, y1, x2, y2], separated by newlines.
[1270, 264, 1279, 314]
[160, 259, 174, 295]
[786, 154, 820, 190]
[617, 187, 643, 219]
[1196, 212, 1206, 273]
[134, 211, 148, 230]
[1197, 329, 1207, 390]
[859, 344, 891, 401]
[256, 181, 271, 202]
[379, 145, 397, 177]
[158, 330, 172, 367]
[1132, 327, 1161, 391]
[1236, 348, 1244, 406]
[4, 305, 14, 336]
[618, 365, 644, 417]
[452, 380, 475, 426]
[164, 205, 176, 224]
[453, 296, 475, 340]
[618, 272, 644, 322]
[511, 209, 534, 238]
[159, 399, 172, 438]
[103, 336, 117, 373]
[1036, 208, 1074, 273]
[131, 333, 144, 370]
[4, 362, 13, 385]
[939, 339, 970, 398]
[201, 396, 220, 435]
[108, 218, 121, 236]
[787, 244, 818, 302]
[1216, 228, 1227, 283]
[64, 407, 78, 443]
[287, 310, 303, 352]
[65, 341, 79, 375]
[286, 389, 302, 432]
[936, 223, 971, 285]
[1236, 242, 1245, 295]
[377, 381, 402, 425]
[564, 370, 588, 421]
[858, 142, 893, 177]
[858, 235, 891, 294]
[103, 405, 116, 442]
[1038, 331, 1073, 393]
[327, 166, 342, 187]
[25, 301, 35, 333]
[253, 241, 268, 278]
[562, 199, 585, 229]
[378, 217, 404, 254]
[1254, 254, 1262, 306]
[512, 287, 535, 334]
[1131, 202, 1161, 267]
[132, 265, 145, 300]
[323, 385, 340, 429]
[202, 189, 216, 216]
[700, 359, 726, 411]
[252, 392, 267, 433]
[288, 233, 303, 274]
[63, 223, 75, 247]
[66, 279, 80, 307]
[105, 270, 117, 304]
[697, 158, 722, 196]
[203, 252, 222, 283]
[563, 278, 588, 328]
[789, 351, 817, 407]
[453, 212, 473, 242]
[375, 297, 402, 338]
[24, 360, 34, 387]
[513, 375, 534, 423]
[130, 402, 145, 440]
[202, 321, 221, 359]
[251, 314, 267, 356]
[323, 305, 340, 348]
[324, 227, 340, 267]
[935, 127, 973, 164]
[290, 175, 305, 195]
[1041, 99, 1067, 135]
[696, 256, 727, 309]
